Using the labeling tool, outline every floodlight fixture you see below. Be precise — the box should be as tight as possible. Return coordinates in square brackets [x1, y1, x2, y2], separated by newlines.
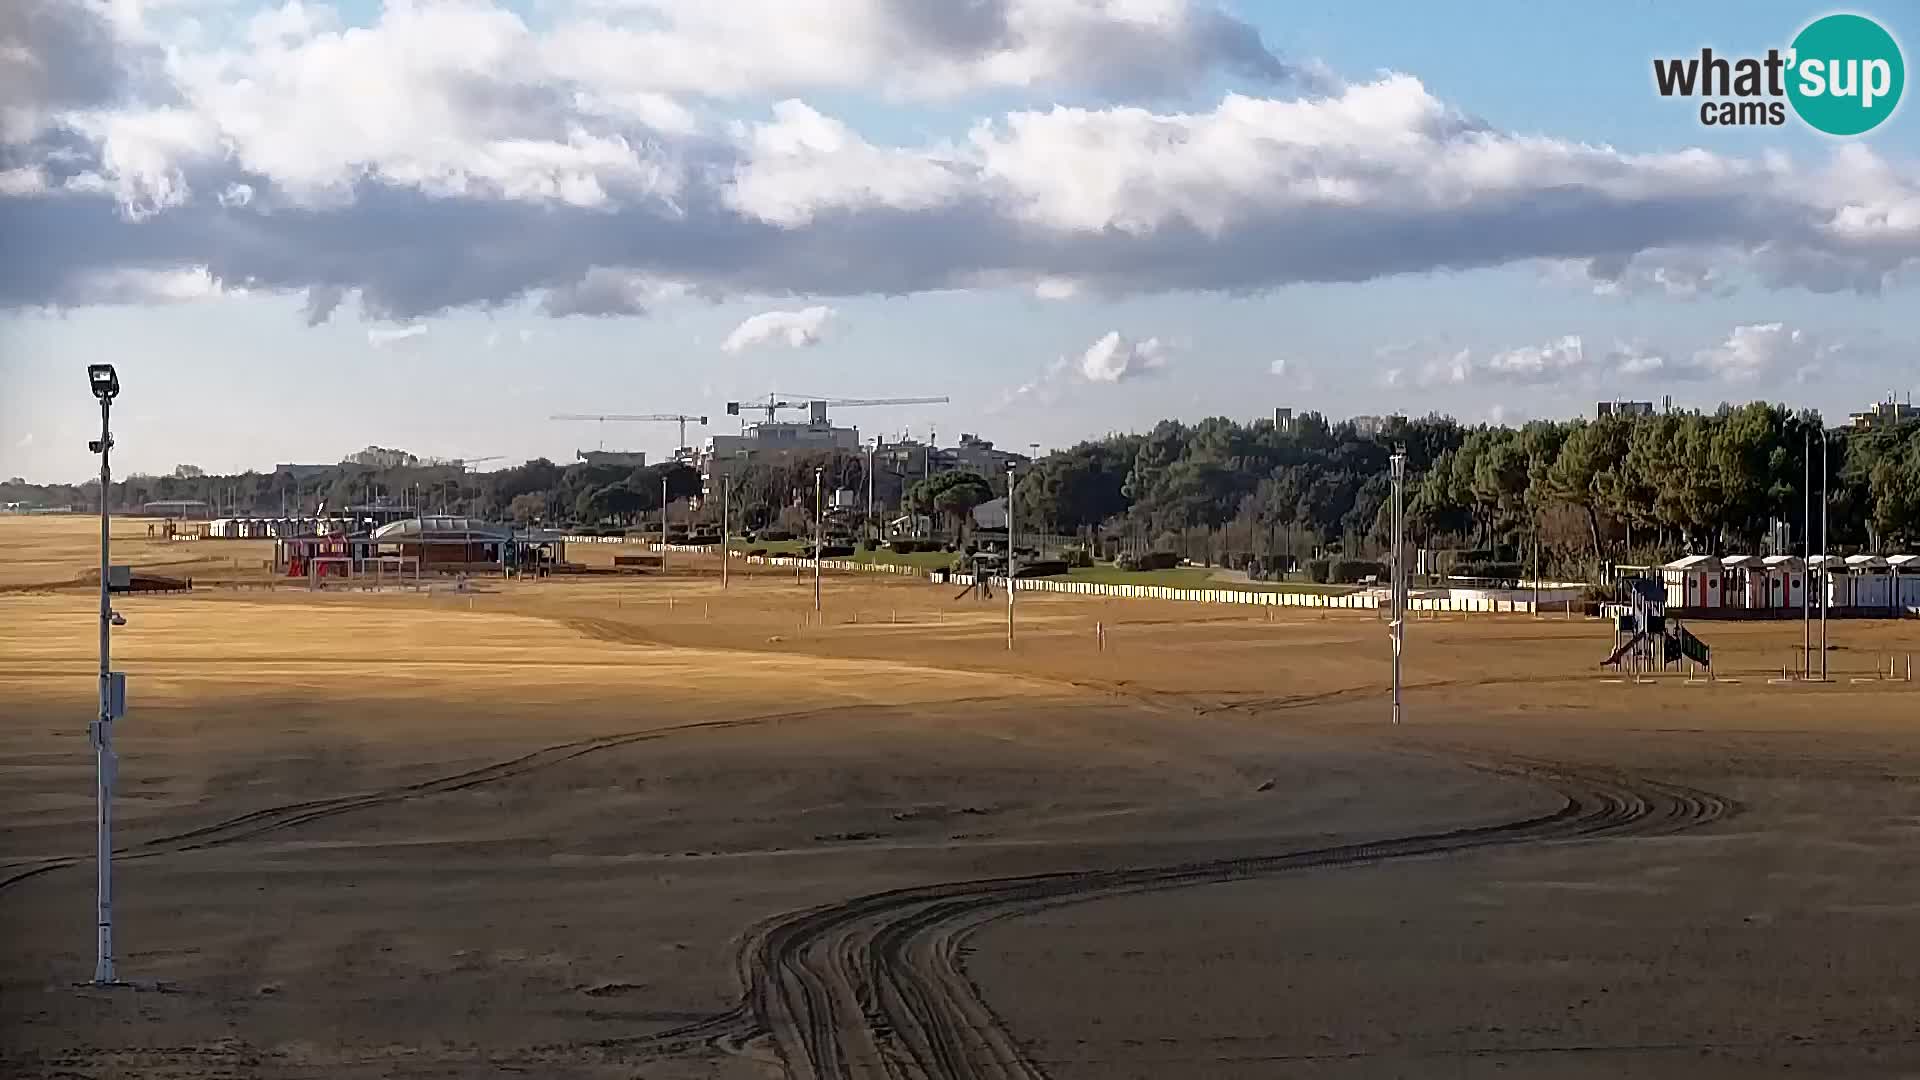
[88, 364, 120, 402]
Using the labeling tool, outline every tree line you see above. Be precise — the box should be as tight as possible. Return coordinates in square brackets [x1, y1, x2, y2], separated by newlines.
[1005, 404, 1920, 572]
[8, 401, 1917, 573]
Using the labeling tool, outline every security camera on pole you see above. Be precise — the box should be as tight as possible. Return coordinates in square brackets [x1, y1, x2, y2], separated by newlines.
[87, 364, 129, 986]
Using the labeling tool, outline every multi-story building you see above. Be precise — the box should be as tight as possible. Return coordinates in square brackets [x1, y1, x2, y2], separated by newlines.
[576, 449, 648, 468]
[1597, 400, 1655, 419]
[937, 433, 1027, 476]
[1850, 396, 1919, 430]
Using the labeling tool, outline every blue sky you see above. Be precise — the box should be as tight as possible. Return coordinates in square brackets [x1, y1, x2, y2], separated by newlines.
[4, 0, 1919, 481]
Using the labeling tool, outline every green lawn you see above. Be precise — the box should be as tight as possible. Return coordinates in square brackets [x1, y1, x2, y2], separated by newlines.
[726, 540, 957, 571]
[1053, 565, 1361, 595]
[725, 542, 1361, 594]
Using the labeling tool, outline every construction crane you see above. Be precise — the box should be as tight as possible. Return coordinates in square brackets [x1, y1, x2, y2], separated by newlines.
[455, 455, 503, 473]
[725, 394, 951, 426]
[550, 413, 709, 452]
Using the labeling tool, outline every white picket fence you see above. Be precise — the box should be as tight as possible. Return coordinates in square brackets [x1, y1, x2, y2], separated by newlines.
[555, 535, 1564, 614]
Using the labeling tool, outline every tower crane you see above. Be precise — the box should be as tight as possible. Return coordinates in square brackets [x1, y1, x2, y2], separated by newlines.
[724, 394, 950, 426]
[550, 413, 709, 453]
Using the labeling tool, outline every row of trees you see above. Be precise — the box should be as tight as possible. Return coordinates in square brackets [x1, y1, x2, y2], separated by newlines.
[1004, 405, 1920, 572]
[9, 402, 1918, 574]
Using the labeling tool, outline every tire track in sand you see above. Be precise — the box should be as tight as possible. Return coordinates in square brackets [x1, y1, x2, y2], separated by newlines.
[0, 698, 1015, 896]
[622, 757, 1734, 1080]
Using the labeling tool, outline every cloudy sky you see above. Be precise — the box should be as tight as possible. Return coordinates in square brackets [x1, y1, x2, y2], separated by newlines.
[4, 0, 1920, 480]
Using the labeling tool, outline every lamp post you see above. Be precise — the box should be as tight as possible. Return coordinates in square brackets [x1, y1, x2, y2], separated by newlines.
[1006, 459, 1017, 650]
[813, 467, 823, 614]
[86, 363, 124, 985]
[1821, 430, 1829, 681]
[1803, 429, 1811, 678]
[660, 475, 669, 574]
[1389, 449, 1406, 725]
[720, 469, 730, 591]
[867, 438, 877, 546]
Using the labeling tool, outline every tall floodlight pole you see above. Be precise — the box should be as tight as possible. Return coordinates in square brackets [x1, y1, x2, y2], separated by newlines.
[1389, 450, 1406, 725]
[1006, 460, 1017, 650]
[867, 439, 877, 546]
[720, 470, 730, 591]
[1821, 431, 1830, 681]
[813, 468, 823, 613]
[86, 364, 122, 985]
[661, 475, 670, 575]
[1803, 429, 1811, 678]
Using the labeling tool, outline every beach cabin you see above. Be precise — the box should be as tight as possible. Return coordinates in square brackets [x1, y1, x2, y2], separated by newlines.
[1719, 555, 1765, 609]
[1807, 555, 1854, 608]
[1661, 555, 1723, 609]
[1890, 555, 1920, 610]
[1759, 555, 1806, 610]
[1845, 555, 1891, 608]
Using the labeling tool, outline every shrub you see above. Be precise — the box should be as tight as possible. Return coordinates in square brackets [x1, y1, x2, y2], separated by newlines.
[861, 537, 878, 551]
[1305, 558, 1332, 584]
[1134, 550, 1179, 571]
[1456, 561, 1524, 582]
[1062, 546, 1095, 568]
[760, 528, 795, 542]
[1329, 558, 1387, 584]
[818, 543, 855, 558]
[888, 539, 930, 554]
[746, 547, 768, 557]
[1014, 559, 1069, 578]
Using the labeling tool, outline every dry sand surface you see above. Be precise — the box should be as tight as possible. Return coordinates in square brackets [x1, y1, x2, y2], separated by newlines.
[5, 514, 1920, 1078]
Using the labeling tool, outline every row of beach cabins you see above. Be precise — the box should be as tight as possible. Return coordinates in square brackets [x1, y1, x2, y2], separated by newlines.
[1645, 554, 1920, 613]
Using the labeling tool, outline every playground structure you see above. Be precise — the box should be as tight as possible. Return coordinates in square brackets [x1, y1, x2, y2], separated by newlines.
[306, 554, 422, 591]
[1602, 576, 1713, 677]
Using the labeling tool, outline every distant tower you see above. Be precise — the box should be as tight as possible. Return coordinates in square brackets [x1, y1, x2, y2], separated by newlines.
[1662, 394, 1672, 414]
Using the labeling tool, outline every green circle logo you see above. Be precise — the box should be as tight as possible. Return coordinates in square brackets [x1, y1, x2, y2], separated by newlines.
[1787, 14, 1904, 135]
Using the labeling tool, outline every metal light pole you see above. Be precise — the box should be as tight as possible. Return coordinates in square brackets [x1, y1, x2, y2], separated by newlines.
[867, 438, 877, 546]
[1803, 429, 1811, 678]
[1006, 460, 1017, 649]
[720, 471, 730, 590]
[1821, 431, 1829, 681]
[1389, 450, 1406, 725]
[660, 475, 669, 574]
[86, 364, 123, 985]
[813, 467, 823, 613]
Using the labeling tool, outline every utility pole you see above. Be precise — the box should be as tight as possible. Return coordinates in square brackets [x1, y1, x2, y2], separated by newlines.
[1821, 431, 1829, 681]
[1006, 459, 1017, 650]
[813, 468, 823, 614]
[1804, 429, 1811, 678]
[721, 471, 730, 591]
[86, 365, 123, 985]
[661, 475, 670, 575]
[867, 438, 877, 546]
[1390, 450, 1406, 725]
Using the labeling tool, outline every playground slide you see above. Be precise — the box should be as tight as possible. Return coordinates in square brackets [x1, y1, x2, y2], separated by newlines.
[1600, 631, 1647, 668]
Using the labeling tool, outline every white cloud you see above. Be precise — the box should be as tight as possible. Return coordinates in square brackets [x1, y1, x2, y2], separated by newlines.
[367, 324, 427, 347]
[15, 432, 32, 449]
[721, 304, 837, 352]
[539, 0, 1300, 103]
[1608, 341, 1667, 376]
[7, 2, 1920, 322]
[1076, 330, 1168, 382]
[60, 265, 234, 305]
[1690, 323, 1816, 383]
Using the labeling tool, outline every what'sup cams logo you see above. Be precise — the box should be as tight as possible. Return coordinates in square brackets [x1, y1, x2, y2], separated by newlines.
[1654, 12, 1904, 135]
